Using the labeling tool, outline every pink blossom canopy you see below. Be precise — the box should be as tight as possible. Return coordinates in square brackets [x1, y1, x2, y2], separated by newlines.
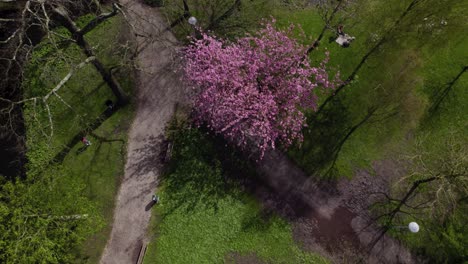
[183, 20, 337, 158]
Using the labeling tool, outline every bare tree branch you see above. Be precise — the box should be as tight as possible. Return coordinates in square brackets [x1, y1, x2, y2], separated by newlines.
[79, 3, 120, 35]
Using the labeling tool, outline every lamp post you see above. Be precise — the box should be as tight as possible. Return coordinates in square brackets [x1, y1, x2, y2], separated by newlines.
[188, 16, 201, 39]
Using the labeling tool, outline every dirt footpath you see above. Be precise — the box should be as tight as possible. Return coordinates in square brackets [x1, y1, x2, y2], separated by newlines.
[99, 2, 416, 263]
[100, 1, 186, 263]
[255, 150, 417, 264]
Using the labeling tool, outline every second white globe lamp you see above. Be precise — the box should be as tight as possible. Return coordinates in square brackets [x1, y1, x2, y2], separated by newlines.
[188, 16, 197, 26]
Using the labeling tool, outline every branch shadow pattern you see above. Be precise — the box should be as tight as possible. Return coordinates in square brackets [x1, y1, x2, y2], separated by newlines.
[427, 65, 467, 115]
[126, 134, 167, 181]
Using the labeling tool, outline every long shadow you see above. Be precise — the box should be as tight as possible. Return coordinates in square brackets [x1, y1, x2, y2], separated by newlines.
[290, 91, 395, 179]
[288, 98, 354, 177]
[428, 65, 467, 114]
[202, 128, 337, 221]
[242, 147, 368, 258]
[50, 104, 124, 166]
[250, 145, 410, 260]
[145, 201, 156, 211]
[316, 0, 421, 114]
[160, 116, 348, 218]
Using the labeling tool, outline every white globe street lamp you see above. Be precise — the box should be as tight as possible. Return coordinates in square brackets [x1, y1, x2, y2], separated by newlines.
[188, 16, 197, 26]
[393, 221, 420, 233]
[408, 222, 420, 233]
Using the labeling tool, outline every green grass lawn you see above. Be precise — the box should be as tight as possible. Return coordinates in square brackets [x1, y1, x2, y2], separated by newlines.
[275, 1, 468, 262]
[67, 106, 133, 264]
[143, 127, 328, 264]
[22, 13, 134, 263]
[274, 2, 468, 178]
[273, 8, 323, 41]
[275, 6, 409, 177]
[140, 2, 467, 263]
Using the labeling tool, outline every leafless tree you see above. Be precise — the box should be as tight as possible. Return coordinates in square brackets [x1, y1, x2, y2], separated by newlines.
[52, 3, 129, 104]
[0, 1, 130, 142]
[0, 1, 144, 180]
[367, 130, 467, 249]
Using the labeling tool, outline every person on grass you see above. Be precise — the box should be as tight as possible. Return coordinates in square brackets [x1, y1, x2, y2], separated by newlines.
[335, 25, 355, 48]
[82, 137, 91, 146]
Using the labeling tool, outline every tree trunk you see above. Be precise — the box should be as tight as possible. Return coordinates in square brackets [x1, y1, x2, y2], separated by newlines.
[75, 34, 129, 105]
[52, 6, 129, 105]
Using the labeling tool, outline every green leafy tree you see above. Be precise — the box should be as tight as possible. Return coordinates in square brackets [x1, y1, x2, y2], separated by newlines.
[0, 166, 103, 263]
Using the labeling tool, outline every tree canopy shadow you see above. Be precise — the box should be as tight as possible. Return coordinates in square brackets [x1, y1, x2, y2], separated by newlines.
[157, 128, 241, 217]
[288, 98, 354, 178]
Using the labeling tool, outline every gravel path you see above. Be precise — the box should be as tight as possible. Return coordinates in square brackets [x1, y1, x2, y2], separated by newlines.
[99, 2, 415, 263]
[100, 1, 186, 263]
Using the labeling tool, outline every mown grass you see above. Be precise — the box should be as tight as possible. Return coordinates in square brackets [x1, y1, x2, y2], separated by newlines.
[68, 107, 133, 264]
[276, 7, 409, 178]
[22, 13, 134, 264]
[274, 2, 467, 179]
[148, 1, 466, 262]
[275, 1, 467, 262]
[143, 126, 328, 264]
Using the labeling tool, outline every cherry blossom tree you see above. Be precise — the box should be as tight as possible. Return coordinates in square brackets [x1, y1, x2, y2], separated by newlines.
[183, 20, 338, 158]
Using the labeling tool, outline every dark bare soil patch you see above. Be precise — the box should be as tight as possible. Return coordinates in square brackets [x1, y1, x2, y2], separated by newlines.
[310, 207, 360, 252]
[238, 150, 416, 263]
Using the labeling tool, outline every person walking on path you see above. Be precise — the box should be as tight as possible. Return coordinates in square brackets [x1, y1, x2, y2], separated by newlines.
[152, 194, 160, 204]
[99, 1, 187, 263]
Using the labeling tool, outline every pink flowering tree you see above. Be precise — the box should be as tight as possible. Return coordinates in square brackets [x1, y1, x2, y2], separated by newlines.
[183, 20, 338, 158]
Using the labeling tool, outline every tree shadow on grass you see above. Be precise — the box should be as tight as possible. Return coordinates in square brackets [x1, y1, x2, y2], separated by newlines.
[77, 132, 126, 201]
[427, 65, 467, 115]
[161, 157, 234, 216]
[75, 146, 88, 155]
[158, 128, 247, 218]
[288, 98, 354, 178]
[45, 104, 125, 172]
[82, 139, 107, 200]
[240, 208, 277, 233]
[289, 95, 389, 179]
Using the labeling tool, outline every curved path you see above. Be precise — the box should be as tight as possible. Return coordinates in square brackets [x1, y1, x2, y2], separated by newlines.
[100, 2, 415, 263]
[100, 1, 186, 263]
